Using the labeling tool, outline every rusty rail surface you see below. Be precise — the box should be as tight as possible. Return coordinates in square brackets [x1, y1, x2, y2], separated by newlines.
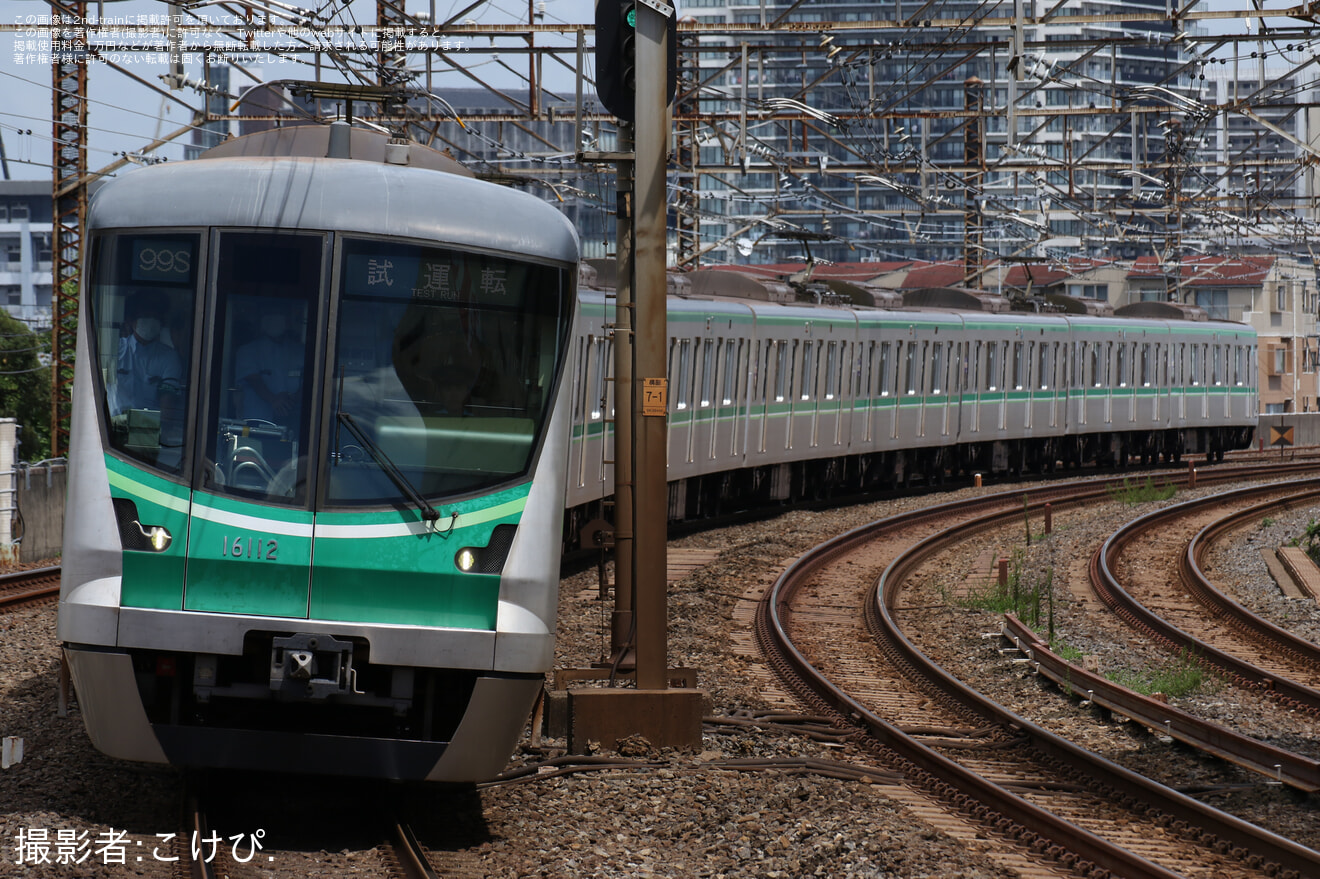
[1000, 614, 1320, 791]
[1092, 480, 1320, 716]
[758, 476, 1320, 879]
[0, 564, 60, 610]
[1183, 487, 1320, 672]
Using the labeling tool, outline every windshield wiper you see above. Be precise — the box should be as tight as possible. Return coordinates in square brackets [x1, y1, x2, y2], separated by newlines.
[336, 411, 441, 522]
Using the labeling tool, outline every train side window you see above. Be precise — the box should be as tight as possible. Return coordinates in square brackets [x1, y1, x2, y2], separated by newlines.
[571, 338, 587, 422]
[752, 342, 765, 402]
[1037, 343, 1049, 390]
[931, 342, 944, 394]
[1190, 344, 1201, 386]
[1012, 341, 1024, 390]
[752, 342, 764, 402]
[968, 341, 981, 391]
[878, 342, 891, 396]
[774, 341, 789, 402]
[590, 337, 608, 419]
[667, 339, 679, 401]
[797, 337, 807, 401]
[986, 342, 999, 391]
[1234, 345, 1245, 386]
[1116, 344, 1128, 388]
[572, 335, 588, 422]
[692, 337, 705, 406]
[861, 342, 874, 398]
[904, 341, 917, 395]
[700, 338, 715, 407]
[951, 342, 961, 394]
[1212, 345, 1223, 386]
[88, 231, 202, 476]
[1139, 343, 1150, 387]
[675, 339, 692, 410]
[721, 339, 737, 405]
[825, 341, 838, 400]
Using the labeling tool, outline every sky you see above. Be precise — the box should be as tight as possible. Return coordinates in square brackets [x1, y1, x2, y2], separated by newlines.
[0, 0, 598, 181]
[1, 0, 1310, 183]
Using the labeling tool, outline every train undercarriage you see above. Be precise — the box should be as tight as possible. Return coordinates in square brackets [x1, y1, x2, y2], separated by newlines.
[564, 425, 1254, 546]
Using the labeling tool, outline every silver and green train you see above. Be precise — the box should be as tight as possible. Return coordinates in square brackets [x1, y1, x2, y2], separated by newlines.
[58, 126, 579, 781]
[563, 274, 1258, 530]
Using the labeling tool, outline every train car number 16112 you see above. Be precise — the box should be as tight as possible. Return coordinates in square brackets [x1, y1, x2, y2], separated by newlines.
[222, 535, 279, 560]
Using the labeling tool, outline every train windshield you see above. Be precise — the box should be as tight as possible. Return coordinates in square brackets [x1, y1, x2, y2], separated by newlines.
[87, 232, 201, 475]
[201, 232, 323, 504]
[327, 238, 572, 505]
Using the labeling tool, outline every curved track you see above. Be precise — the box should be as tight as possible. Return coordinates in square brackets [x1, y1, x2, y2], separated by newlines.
[1094, 481, 1320, 714]
[757, 476, 1320, 878]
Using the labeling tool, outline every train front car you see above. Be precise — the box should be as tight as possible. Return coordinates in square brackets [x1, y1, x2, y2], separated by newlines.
[58, 139, 579, 781]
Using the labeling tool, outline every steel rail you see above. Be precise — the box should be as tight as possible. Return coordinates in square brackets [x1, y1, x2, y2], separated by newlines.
[760, 475, 1320, 879]
[1183, 487, 1320, 671]
[760, 481, 1180, 879]
[1000, 613, 1320, 792]
[183, 795, 219, 879]
[0, 565, 61, 610]
[870, 489, 1320, 878]
[1093, 479, 1320, 716]
[391, 824, 441, 879]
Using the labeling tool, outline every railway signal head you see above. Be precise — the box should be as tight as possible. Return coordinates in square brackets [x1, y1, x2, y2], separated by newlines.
[594, 0, 677, 124]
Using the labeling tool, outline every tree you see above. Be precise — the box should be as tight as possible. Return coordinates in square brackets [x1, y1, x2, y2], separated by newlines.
[0, 309, 52, 461]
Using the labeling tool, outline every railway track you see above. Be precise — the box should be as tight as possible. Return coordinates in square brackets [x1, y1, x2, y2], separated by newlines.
[1095, 481, 1320, 715]
[756, 474, 1320, 878]
[0, 564, 59, 610]
[173, 792, 220, 879]
[385, 824, 441, 879]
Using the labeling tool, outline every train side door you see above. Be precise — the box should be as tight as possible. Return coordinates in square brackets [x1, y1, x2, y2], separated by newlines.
[183, 232, 325, 618]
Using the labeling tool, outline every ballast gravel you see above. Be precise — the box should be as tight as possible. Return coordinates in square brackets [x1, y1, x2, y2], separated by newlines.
[2, 470, 1318, 877]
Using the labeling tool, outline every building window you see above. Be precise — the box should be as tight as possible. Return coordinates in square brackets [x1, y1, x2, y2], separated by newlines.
[1195, 289, 1229, 321]
[1067, 283, 1108, 299]
[9, 204, 28, 222]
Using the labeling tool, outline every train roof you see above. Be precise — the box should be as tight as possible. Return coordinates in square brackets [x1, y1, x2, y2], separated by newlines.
[87, 150, 579, 266]
[577, 287, 1254, 340]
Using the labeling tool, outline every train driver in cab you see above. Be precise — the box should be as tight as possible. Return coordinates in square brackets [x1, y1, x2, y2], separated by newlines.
[235, 301, 304, 424]
[108, 291, 184, 419]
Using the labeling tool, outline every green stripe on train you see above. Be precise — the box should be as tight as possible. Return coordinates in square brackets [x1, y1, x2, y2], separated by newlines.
[106, 454, 529, 629]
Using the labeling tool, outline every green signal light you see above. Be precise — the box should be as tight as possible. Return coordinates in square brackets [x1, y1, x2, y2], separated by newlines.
[625, 7, 636, 27]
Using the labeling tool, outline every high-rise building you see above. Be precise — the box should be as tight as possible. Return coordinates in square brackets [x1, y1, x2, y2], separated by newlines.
[0, 182, 53, 331]
[688, 0, 1201, 266]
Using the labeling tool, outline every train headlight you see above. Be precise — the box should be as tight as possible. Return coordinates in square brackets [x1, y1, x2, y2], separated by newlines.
[145, 525, 173, 552]
[456, 549, 477, 572]
[453, 524, 518, 574]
